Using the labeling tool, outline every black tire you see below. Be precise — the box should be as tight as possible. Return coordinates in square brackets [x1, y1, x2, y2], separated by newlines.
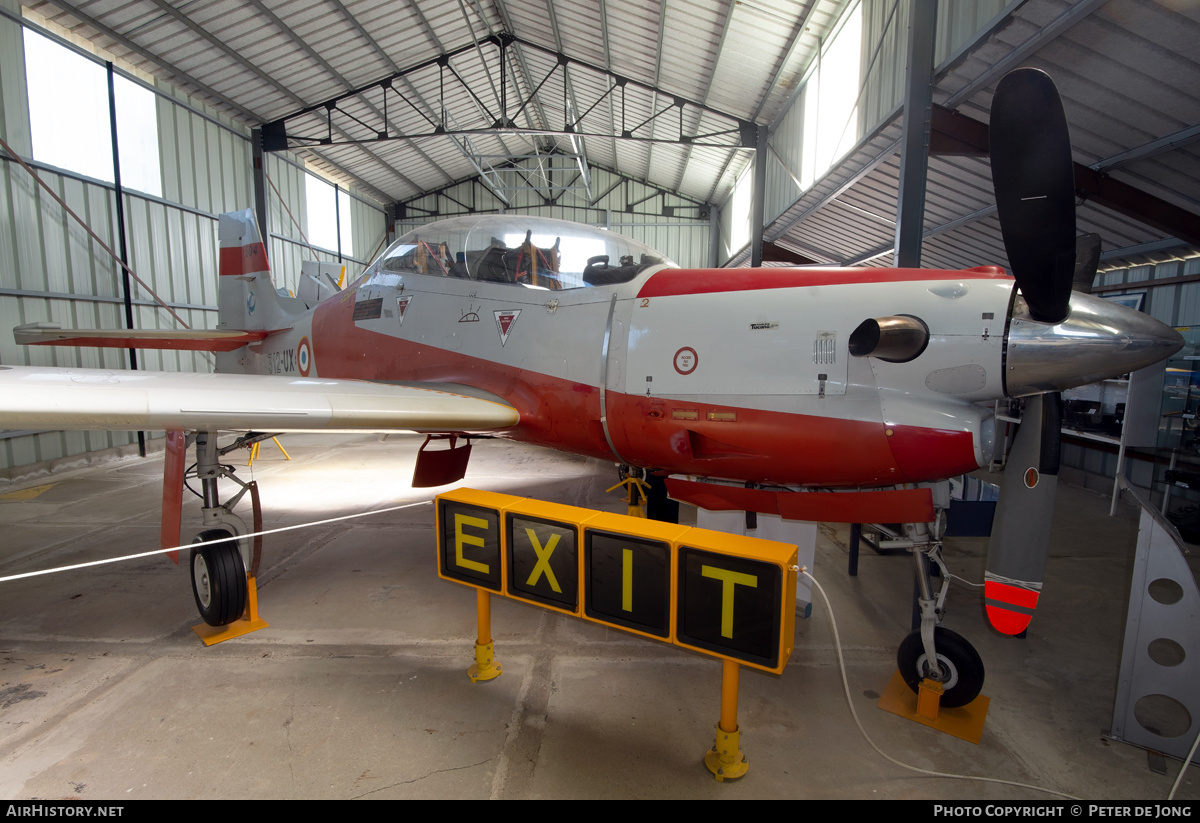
[897, 626, 985, 708]
[190, 529, 248, 627]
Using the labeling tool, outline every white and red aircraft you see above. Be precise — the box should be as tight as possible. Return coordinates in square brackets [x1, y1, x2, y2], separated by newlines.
[0, 69, 1183, 707]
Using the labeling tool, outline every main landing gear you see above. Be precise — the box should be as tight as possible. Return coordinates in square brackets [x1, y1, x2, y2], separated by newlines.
[180, 431, 269, 634]
[896, 516, 985, 710]
[190, 529, 248, 627]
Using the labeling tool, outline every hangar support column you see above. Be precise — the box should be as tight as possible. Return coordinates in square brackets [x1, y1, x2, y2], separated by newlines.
[751, 125, 768, 268]
[893, 0, 938, 268]
[252, 127, 269, 257]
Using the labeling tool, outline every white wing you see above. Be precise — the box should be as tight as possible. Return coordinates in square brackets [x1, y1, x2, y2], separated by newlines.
[0, 366, 519, 433]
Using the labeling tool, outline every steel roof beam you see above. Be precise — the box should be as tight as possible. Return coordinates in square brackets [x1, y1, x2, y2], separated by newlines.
[262, 35, 754, 151]
[927, 105, 1200, 247]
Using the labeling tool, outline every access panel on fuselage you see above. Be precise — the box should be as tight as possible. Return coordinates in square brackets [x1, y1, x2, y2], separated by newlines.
[625, 288, 849, 399]
[326, 270, 617, 385]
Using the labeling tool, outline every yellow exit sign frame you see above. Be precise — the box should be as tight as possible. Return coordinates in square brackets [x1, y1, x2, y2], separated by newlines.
[436, 489, 797, 674]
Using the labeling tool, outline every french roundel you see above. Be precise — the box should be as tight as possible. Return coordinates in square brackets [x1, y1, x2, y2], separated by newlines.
[297, 337, 311, 376]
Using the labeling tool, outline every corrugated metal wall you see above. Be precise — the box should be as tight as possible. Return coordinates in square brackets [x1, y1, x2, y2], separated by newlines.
[0, 5, 385, 475]
[1059, 256, 1200, 485]
[749, 0, 1014, 261]
[1100, 257, 1200, 329]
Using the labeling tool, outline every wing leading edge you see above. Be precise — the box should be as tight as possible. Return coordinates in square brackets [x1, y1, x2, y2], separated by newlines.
[0, 366, 519, 433]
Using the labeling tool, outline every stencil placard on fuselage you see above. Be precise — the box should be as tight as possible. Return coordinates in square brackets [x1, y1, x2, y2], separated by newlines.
[626, 291, 849, 397]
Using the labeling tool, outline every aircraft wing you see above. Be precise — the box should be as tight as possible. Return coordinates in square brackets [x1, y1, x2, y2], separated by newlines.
[0, 366, 519, 433]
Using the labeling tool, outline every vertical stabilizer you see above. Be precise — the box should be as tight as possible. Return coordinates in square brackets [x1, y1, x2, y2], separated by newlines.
[217, 209, 287, 332]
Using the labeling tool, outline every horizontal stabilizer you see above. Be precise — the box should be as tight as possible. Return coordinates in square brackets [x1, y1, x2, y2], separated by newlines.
[0, 366, 519, 433]
[15, 323, 270, 352]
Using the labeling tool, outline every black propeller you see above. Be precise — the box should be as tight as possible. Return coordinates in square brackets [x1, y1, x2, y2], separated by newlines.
[985, 68, 1079, 635]
[1073, 232, 1102, 293]
[989, 68, 1077, 324]
[984, 394, 1061, 634]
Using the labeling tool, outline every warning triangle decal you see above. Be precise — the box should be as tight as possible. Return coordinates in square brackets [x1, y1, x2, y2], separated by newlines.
[397, 295, 412, 324]
[494, 309, 521, 346]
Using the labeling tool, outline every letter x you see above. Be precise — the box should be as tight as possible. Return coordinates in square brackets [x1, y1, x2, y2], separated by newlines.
[525, 529, 562, 593]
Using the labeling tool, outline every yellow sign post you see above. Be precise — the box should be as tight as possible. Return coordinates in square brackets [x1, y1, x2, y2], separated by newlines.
[436, 489, 799, 779]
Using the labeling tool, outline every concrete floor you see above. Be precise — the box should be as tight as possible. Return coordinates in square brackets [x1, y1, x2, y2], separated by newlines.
[0, 433, 1195, 800]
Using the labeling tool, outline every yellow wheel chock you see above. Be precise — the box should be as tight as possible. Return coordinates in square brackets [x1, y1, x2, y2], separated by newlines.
[192, 574, 269, 645]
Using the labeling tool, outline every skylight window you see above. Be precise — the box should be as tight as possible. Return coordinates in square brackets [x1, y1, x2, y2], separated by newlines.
[23, 27, 162, 197]
[800, 3, 862, 191]
[305, 173, 353, 258]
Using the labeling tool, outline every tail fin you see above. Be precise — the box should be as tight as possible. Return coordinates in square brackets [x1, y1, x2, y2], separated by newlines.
[217, 209, 294, 333]
[13, 210, 291, 358]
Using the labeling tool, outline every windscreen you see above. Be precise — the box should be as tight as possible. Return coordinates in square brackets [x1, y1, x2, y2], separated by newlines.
[367, 215, 677, 290]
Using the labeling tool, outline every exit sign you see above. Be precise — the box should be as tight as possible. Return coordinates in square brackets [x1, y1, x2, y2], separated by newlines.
[436, 490, 797, 673]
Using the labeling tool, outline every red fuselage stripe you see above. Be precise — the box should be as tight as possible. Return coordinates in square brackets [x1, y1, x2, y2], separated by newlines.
[637, 266, 1011, 298]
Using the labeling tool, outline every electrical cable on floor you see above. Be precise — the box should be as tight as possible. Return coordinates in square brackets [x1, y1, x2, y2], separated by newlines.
[840, 562, 1195, 800]
[0, 499, 432, 584]
[801, 568, 1081, 800]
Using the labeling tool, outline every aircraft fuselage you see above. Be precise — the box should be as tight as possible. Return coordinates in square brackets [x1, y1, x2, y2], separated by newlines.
[237, 263, 1028, 488]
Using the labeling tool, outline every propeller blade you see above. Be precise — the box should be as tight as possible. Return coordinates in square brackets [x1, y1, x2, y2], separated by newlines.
[1073, 232, 1102, 294]
[989, 68, 1077, 324]
[986, 393, 1062, 634]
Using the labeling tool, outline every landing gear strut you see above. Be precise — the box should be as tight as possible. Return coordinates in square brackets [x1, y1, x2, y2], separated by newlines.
[897, 512, 985, 709]
[185, 431, 264, 627]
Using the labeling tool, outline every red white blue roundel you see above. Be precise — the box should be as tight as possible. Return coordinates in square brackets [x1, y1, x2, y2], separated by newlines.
[297, 336, 311, 376]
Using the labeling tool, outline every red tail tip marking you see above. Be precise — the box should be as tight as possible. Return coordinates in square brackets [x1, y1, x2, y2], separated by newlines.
[219, 242, 269, 277]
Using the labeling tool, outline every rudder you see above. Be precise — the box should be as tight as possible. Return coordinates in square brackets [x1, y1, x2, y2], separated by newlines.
[217, 209, 283, 333]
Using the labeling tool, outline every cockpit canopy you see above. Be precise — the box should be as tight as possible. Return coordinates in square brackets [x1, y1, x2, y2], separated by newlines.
[366, 215, 677, 290]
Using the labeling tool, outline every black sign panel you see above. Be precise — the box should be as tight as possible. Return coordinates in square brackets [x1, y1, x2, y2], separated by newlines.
[506, 514, 578, 610]
[676, 547, 782, 668]
[584, 530, 670, 638]
[438, 500, 502, 591]
[353, 297, 383, 321]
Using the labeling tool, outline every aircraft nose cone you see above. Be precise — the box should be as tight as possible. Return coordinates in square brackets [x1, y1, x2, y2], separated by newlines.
[1004, 292, 1183, 396]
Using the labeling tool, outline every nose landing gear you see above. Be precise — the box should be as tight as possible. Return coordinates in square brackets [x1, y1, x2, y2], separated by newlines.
[895, 517, 986, 712]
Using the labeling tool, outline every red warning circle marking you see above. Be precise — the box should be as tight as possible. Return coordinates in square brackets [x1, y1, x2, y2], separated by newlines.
[297, 336, 311, 376]
[673, 346, 698, 375]
[1023, 466, 1039, 489]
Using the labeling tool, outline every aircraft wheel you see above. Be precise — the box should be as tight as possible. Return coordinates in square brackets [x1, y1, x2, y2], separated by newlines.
[897, 626, 984, 708]
[190, 530, 248, 627]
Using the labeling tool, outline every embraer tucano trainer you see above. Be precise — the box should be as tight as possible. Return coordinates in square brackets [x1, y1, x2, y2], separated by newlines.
[0, 69, 1182, 709]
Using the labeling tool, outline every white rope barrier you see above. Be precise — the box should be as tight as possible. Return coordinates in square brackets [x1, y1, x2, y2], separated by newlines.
[0, 499, 432, 583]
